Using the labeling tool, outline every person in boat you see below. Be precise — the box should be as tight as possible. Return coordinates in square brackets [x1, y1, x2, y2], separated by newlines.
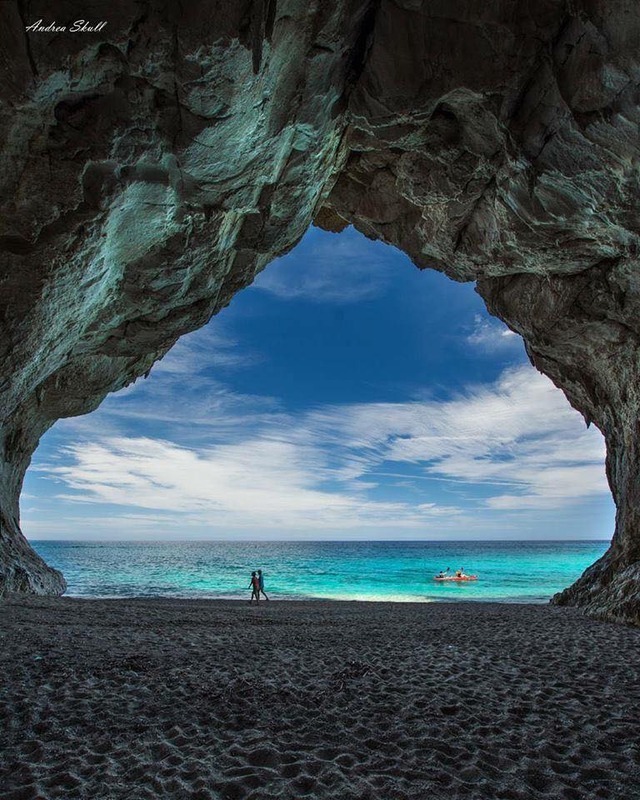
[455, 568, 465, 577]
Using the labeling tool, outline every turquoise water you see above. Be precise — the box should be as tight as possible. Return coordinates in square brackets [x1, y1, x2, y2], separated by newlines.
[30, 540, 609, 603]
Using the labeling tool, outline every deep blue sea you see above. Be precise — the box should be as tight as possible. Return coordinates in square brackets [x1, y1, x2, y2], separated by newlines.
[30, 540, 609, 603]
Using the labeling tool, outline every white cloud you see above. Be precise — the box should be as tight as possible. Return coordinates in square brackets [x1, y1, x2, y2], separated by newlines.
[151, 324, 257, 375]
[305, 366, 607, 510]
[466, 314, 522, 352]
[251, 227, 395, 303]
[46, 436, 460, 530]
[37, 365, 609, 533]
[55, 323, 279, 442]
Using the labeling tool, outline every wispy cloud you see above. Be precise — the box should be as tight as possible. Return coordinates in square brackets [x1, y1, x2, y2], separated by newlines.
[466, 314, 522, 352]
[304, 366, 607, 510]
[45, 436, 461, 531]
[252, 226, 397, 304]
[35, 365, 609, 534]
[151, 325, 258, 375]
[55, 324, 280, 443]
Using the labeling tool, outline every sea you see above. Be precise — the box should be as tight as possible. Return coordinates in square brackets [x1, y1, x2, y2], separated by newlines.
[30, 539, 609, 604]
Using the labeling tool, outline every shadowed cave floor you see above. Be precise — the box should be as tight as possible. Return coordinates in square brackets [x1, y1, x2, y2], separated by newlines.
[1, 598, 640, 799]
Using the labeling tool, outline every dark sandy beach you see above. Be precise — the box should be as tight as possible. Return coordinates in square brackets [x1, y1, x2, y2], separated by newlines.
[1, 598, 639, 799]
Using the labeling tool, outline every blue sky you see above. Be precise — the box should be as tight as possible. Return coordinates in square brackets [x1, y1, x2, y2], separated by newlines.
[22, 226, 614, 540]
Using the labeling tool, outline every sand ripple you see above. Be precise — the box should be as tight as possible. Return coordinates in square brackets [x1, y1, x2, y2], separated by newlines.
[1, 599, 640, 799]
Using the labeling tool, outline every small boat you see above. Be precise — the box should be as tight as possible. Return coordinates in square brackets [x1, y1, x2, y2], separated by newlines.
[433, 574, 478, 582]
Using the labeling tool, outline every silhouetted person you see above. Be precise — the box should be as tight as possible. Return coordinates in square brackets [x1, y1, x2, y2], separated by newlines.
[248, 571, 260, 603]
[257, 569, 270, 601]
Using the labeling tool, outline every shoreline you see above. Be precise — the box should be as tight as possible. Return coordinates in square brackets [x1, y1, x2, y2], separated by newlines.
[42, 592, 554, 604]
[3, 598, 639, 799]
[28, 538, 608, 611]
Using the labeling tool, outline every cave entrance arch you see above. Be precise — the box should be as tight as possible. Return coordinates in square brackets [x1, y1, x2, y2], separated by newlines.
[10, 225, 616, 607]
[21, 225, 613, 601]
[2, 0, 639, 623]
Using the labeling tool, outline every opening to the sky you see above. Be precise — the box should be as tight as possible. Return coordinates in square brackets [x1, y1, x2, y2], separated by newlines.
[22, 227, 615, 541]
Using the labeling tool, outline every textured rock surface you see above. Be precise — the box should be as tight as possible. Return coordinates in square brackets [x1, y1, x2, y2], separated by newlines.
[0, 0, 373, 595]
[1, 1, 640, 622]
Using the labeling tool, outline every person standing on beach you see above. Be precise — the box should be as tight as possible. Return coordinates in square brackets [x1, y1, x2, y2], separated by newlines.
[257, 569, 270, 601]
[248, 571, 260, 604]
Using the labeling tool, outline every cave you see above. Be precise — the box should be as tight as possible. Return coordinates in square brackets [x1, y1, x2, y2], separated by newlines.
[1, 0, 639, 623]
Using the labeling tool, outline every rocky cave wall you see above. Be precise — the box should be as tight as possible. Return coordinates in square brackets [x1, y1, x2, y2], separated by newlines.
[1, 0, 640, 623]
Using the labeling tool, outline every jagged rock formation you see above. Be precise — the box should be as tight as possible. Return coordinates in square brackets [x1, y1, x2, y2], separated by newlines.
[1, 1, 639, 623]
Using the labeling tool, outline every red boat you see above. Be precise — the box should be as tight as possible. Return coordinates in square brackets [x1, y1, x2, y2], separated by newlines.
[433, 574, 478, 582]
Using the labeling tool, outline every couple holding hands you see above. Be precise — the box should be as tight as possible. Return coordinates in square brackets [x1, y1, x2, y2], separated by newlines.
[248, 569, 269, 603]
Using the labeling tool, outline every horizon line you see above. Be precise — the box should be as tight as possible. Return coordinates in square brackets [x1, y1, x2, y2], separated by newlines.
[29, 538, 611, 544]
